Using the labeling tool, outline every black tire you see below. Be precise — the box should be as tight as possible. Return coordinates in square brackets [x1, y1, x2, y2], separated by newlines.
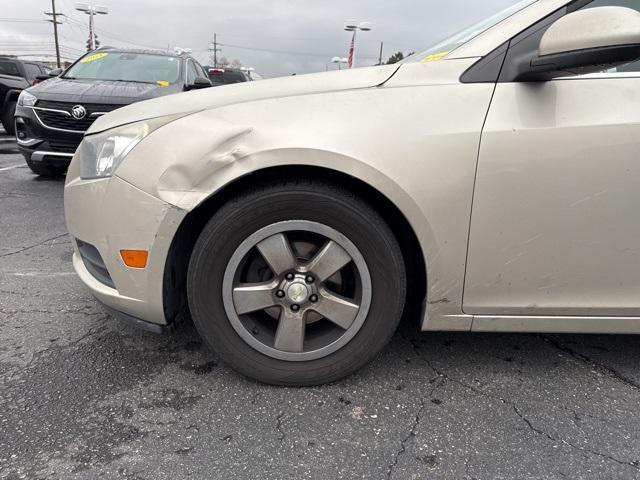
[25, 157, 67, 177]
[187, 179, 407, 386]
[1, 100, 16, 135]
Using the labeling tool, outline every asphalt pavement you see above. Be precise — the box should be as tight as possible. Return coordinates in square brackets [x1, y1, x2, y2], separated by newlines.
[2, 127, 640, 480]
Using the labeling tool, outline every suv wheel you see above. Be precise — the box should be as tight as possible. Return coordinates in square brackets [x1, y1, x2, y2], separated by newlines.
[1, 100, 16, 135]
[187, 179, 406, 386]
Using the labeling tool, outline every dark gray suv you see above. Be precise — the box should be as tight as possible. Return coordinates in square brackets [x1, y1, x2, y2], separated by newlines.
[0, 56, 49, 135]
[14, 47, 211, 176]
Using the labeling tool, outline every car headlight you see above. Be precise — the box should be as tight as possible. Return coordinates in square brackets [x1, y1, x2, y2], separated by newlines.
[79, 116, 174, 179]
[17, 90, 37, 107]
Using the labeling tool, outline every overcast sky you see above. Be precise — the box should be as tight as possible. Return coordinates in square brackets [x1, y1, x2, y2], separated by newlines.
[2, 0, 520, 77]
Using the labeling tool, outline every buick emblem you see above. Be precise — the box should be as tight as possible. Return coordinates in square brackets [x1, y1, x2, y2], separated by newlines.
[71, 105, 87, 120]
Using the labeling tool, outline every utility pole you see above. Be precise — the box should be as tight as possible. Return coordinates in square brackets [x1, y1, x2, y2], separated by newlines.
[378, 41, 384, 66]
[44, 0, 62, 68]
[210, 33, 221, 67]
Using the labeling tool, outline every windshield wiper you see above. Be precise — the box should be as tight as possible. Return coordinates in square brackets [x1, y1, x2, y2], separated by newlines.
[59, 77, 157, 84]
[110, 79, 156, 84]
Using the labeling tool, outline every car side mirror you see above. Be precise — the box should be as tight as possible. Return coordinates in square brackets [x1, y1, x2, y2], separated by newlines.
[48, 68, 63, 77]
[186, 77, 212, 90]
[523, 7, 640, 81]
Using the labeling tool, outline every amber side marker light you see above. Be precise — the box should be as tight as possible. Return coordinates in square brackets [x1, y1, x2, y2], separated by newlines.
[120, 250, 149, 268]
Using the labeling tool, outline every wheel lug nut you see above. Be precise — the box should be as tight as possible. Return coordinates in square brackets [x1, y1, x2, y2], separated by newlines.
[309, 294, 318, 303]
[276, 290, 285, 298]
[305, 275, 315, 284]
[285, 273, 295, 281]
[291, 304, 300, 312]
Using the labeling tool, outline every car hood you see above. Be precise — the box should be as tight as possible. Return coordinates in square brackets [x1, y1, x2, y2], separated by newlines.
[30, 77, 181, 105]
[88, 64, 401, 134]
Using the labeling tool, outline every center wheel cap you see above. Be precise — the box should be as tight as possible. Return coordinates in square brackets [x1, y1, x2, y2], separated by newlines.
[287, 282, 308, 303]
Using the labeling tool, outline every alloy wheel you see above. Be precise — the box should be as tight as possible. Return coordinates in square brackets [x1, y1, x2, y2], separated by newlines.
[222, 220, 372, 361]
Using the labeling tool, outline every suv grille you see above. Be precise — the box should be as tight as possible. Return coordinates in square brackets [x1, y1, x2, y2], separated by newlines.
[48, 138, 81, 154]
[34, 100, 122, 133]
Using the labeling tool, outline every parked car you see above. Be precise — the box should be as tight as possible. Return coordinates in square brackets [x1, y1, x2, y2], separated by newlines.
[0, 56, 49, 134]
[14, 47, 211, 176]
[206, 67, 254, 86]
[65, 1, 640, 386]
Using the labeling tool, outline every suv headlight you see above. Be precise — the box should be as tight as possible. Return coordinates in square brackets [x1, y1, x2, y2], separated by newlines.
[17, 90, 37, 107]
[79, 116, 174, 179]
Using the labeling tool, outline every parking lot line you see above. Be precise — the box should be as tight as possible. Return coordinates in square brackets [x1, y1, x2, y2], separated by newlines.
[0, 164, 25, 172]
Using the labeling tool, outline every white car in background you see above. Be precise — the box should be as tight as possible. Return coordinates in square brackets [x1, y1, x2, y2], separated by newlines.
[65, 0, 640, 385]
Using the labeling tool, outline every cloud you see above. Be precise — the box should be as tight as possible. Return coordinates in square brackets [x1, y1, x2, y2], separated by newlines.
[0, 0, 521, 77]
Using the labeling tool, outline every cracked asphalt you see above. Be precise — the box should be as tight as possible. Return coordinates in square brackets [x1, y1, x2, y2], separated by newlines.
[2, 127, 640, 480]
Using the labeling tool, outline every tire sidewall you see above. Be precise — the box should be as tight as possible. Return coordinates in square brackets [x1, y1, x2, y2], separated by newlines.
[1, 101, 16, 135]
[188, 183, 406, 385]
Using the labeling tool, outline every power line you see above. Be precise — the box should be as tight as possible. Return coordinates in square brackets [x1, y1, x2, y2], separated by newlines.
[65, 16, 163, 50]
[214, 42, 379, 61]
[0, 45, 85, 57]
[0, 18, 46, 23]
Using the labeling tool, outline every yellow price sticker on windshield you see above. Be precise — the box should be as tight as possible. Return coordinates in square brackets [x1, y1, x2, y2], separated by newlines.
[421, 51, 449, 63]
[80, 52, 108, 63]
[156, 80, 169, 87]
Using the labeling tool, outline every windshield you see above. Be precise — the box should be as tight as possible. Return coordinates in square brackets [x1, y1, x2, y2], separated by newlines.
[64, 51, 181, 85]
[405, 0, 537, 63]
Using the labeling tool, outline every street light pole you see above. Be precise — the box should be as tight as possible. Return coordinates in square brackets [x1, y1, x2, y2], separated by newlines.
[344, 20, 372, 68]
[75, 3, 109, 51]
[349, 29, 357, 68]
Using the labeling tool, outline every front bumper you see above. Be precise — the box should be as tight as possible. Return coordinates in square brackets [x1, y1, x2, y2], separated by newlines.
[65, 153, 187, 327]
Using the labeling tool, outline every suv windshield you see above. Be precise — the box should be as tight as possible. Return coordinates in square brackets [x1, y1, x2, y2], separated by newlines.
[64, 51, 181, 84]
[405, 0, 537, 63]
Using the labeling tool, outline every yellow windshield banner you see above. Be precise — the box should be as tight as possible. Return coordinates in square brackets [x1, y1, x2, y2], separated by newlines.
[156, 80, 169, 87]
[421, 51, 449, 63]
[80, 52, 108, 63]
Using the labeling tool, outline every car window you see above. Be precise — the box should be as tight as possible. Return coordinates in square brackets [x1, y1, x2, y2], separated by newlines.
[186, 60, 199, 84]
[582, 0, 640, 73]
[24, 63, 41, 81]
[195, 62, 208, 78]
[0, 60, 20, 77]
[208, 69, 248, 85]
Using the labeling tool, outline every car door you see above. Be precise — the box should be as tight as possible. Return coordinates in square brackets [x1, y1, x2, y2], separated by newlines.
[465, 0, 640, 319]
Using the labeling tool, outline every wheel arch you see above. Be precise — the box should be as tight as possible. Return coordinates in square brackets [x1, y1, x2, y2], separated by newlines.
[2, 89, 21, 109]
[162, 165, 427, 328]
